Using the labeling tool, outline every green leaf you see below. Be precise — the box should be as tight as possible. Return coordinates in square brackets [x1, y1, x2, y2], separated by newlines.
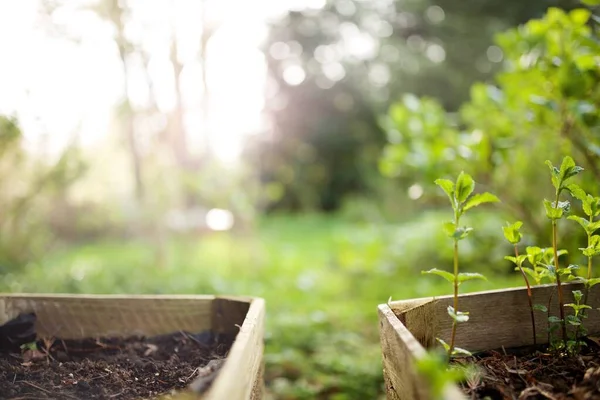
[505, 255, 517, 264]
[451, 347, 472, 356]
[567, 183, 587, 201]
[545, 160, 561, 190]
[570, 8, 591, 25]
[587, 277, 600, 288]
[447, 306, 469, 323]
[453, 226, 473, 240]
[588, 221, 600, 233]
[457, 272, 487, 284]
[559, 156, 584, 184]
[544, 199, 563, 220]
[566, 314, 581, 326]
[463, 192, 500, 211]
[442, 222, 456, 238]
[436, 338, 450, 351]
[572, 290, 584, 302]
[568, 215, 590, 233]
[435, 179, 455, 207]
[502, 221, 523, 244]
[548, 316, 562, 324]
[533, 304, 548, 312]
[582, 0, 600, 6]
[455, 172, 475, 203]
[423, 268, 454, 283]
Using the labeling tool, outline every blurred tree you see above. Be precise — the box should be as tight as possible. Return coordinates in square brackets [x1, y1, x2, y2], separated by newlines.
[0, 116, 86, 273]
[257, 0, 577, 212]
[380, 6, 600, 252]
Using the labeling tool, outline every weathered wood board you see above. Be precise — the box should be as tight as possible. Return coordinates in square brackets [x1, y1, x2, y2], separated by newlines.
[0, 293, 265, 400]
[378, 283, 600, 400]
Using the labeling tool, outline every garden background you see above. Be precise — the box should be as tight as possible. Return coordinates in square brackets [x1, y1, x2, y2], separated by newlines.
[0, 0, 599, 398]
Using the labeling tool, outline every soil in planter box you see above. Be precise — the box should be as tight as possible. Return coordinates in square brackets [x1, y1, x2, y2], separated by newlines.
[0, 314, 235, 400]
[453, 337, 600, 399]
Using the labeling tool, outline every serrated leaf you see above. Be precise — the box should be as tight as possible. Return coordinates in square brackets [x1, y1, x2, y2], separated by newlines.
[455, 172, 475, 203]
[545, 160, 561, 190]
[572, 290, 584, 302]
[568, 215, 590, 232]
[566, 315, 581, 326]
[544, 199, 563, 220]
[548, 316, 562, 324]
[463, 192, 500, 211]
[559, 156, 583, 184]
[589, 221, 600, 233]
[502, 221, 523, 244]
[435, 178, 455, 207]
[423, 268, 454, 283]
[533, 304, 548, 312]
[457, 272, 487, 283]
[505, 255, 517, 264]
[567, 183, 587, 201]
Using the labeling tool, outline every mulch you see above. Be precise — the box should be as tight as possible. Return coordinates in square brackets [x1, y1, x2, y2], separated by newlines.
[454, 337, 600, 399]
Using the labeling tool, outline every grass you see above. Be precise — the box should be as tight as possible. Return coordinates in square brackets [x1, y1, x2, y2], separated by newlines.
[1, 211, 525, 399]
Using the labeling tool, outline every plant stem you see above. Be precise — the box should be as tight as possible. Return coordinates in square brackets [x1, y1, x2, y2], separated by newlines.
[448, 210, 460, 358]
[551, 198, 567, 344]
[581, 216, 593, 323]
[515, 245, 536, 345]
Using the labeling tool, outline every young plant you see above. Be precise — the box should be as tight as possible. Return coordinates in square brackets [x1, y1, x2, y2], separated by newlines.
[423, 172, 499, 358]
[522, 246, 561, 285]
[564, 290, 591, 354]
[567, 188, 600, 300]
[503, 221, 537, 345]
[544, 156, 584, 344]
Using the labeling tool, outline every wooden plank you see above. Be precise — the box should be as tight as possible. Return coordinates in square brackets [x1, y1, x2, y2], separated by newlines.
[204, 298, 265, 400]
[391, 283, 600, 352]
[0, 294, 215, 339]
[378, 304, 464, 400]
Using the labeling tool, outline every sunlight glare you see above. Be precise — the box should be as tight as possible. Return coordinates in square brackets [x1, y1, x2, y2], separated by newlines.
[206, 209, 235, 231]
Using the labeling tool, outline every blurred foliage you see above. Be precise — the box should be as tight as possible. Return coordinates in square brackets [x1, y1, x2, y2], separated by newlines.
[255, 0, 576, 212]
[380, 6, 600, 256]
[0, 116, 87, 273]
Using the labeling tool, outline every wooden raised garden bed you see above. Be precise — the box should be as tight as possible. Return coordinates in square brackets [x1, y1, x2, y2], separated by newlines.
[378, 283, 600, 400]
[0, 293, 265, 400]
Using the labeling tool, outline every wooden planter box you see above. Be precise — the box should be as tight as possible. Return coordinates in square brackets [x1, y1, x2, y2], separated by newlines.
[378, 283, 600, 400]
[0, 293, 265, 400]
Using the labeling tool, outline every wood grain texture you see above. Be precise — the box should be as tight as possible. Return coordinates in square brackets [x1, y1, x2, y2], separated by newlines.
[0, 293, 265, 400]
[379, 283, 600, 400]
[379, 304, 464, 400]
[204, 297, 265, 400]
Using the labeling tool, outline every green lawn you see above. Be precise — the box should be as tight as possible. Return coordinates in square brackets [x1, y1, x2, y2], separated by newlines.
[2, 212, 525, 399]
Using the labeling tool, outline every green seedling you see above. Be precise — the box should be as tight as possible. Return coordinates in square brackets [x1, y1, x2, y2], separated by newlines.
[544, 156, 584, 344]
[564, 289, 591, 355]
[503, 221, 537, 345]
[568, 187, 600, 301]
[423, 172, 499, 358]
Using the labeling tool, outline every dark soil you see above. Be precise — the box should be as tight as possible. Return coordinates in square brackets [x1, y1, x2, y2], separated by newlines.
[453, 337, 600, 399]
[0, 320, 234, 400]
